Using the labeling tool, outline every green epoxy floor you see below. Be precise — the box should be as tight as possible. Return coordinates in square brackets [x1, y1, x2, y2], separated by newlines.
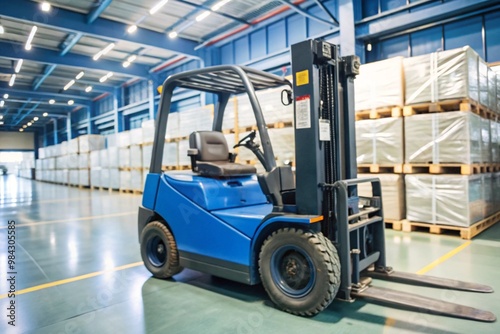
[1, 175, 499, 334]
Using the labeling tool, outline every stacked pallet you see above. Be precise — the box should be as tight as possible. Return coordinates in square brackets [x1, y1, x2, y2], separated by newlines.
[355, 46, 500, 239]
[17, 152, 35, 179]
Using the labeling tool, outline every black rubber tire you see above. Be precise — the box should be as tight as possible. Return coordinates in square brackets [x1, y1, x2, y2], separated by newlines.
[140, 221, 183, 278]
[259, 227, 340, 316]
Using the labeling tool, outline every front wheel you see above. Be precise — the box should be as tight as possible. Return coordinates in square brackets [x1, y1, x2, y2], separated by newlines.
[140, 221, 183, 278]
[259, 228, 340, 316]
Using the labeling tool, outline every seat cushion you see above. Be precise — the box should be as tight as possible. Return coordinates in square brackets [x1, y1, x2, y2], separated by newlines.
[197, 161, 257, 177]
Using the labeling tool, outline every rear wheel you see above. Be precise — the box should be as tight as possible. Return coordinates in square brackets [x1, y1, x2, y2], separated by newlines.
[259, 227, 340, 316]
[140, 221, 183, 278]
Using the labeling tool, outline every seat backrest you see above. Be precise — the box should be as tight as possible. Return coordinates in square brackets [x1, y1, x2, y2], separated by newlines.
[189, 131, 229, 162]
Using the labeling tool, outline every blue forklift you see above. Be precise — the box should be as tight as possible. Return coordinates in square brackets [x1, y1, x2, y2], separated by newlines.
[139, 39, 495, 321]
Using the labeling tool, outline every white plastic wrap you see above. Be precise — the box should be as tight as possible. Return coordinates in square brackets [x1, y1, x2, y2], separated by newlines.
[47, 158, 56, 170]
[142, 144, 153, 168]
[130, 145, 142, 168]
[128, 128, 143, 146]
[68, 138, 79, 154]
[79, 135, 105, 152]
[78, 153, 90, 169]
[237, 131, 257, 162]
[78, 169, 90, 186]
[142, 169, 148, 188]
[177, 140, 190, 166]
[268, 127, 295, 164]
[481, 174, 494, 218]
[90, 151, 100, 168]
[101, 168, 120, 189]
[237, 95, 254, 128]
[404, 46, 479, 105]
[404, 111, 489, 164]
[405, 174, 484, 227]
[356, 117, 404, 165]
[490, 121, 498, 163]
[99, 149, 108, 168]
[69, 170, 79, 185]
[488, 67, 497, 111]
[60, 141, 68, 156]
[117, 131, 131, 148]
[55, 156, 67, 170]
[105, 133, 116, 148]
[479, 58, 488, 107]
[90, 168, 101, 187]
[142, 119, 155, 143]
[497, 75, 500, 113]
[35, 159, 42, 170]
[67, 154, 79, 169]
[493, 172, 500, 212]
[130, 169, 143, 191]
[258, 86, 294, 124]
[355, 57, 404, 111]
[53, 144, 61, 157]
[224, 134, 235, 152]
[178, 106, 213, 138]
[119, 170, 131, 190]
[480, 117, 491, 163]
[119, 147, 130, 168]
[60, 169, 68, 184]
[222, 97, 237, 130]
[162, 142, 178, 167]
[38, 148, 45, 159]
[166, 112, 180, 139]
[358, 173, 405, 221]
[107, 147, 120, 168]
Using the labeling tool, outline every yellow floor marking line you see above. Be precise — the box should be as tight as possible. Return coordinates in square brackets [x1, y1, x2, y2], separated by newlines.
[0, 211, 136, 229]
[416, 241, 472, 275]
[0, 261, 143, 299]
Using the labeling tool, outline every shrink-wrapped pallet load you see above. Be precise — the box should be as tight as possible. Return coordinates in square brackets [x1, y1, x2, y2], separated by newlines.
[90, 151, 100, 168]
[356, 117, 404, 165]
[119, 170, 131, 190]
[268, 127, 295, 164]
[68, 137, 79, 154]
[490, 120, 499, 163]
[79, 169, 90, 187]
[119, 147, 131, 168]
[90, 168, 101, 188]
[405, 111, 488, 164]
[130, 169, 143, 191]
[129, 128, 143, 146]
[107, 147, 120, 168]
[178, 140, 190, 166]
[67, 154, 79, 169]
[404, 47, 479, 105]
[142, 119, 155, 144]
[355, 57, 404, 111]
[101, 168, 120, 189]
[117, 131, 131, 148]
[405, 174, 484, 227]
[258, 86, 294, 124]
[488, 67, 497, 112]
[178, 107, 213, 138]
[79, 134, 105, 153]
[222, 98, 236, 131]
[166, 112, 180, 139]
[142, 144, 153, 168]
[479, 58, 489, 107]
[130, 145, 142, 168]
[69, 170, 79, 185]
[78, 153, 90, 169]
[162, 142, 178, 167]
[358, 173, 405, 221]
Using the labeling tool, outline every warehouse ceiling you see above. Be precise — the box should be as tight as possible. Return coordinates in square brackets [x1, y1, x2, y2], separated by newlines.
[0, 0, 310, 133]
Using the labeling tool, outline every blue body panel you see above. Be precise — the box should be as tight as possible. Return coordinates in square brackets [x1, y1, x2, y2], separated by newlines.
[212, 203, 273, 237]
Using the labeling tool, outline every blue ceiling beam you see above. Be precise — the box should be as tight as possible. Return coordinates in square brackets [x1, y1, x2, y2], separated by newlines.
[87, 0, 113, 24]
[33, 65, 57, 90]
[356, 0, 496, 40]
[0, 42, 150, 78]
[10, 99, 32, 124]
[60, 33, 83, 56]
[14, 102, 41, 125]
[275, 0, 336, 26]
[0, 85, 92, 106]
[3, 0, 199, 57]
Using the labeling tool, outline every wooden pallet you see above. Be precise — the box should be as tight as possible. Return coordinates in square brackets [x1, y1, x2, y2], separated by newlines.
[358, 164, 403, 174]
[403, 99, 494, 119]
[119, 189, 142, 195]
[403, 163, 485, 175]
[385, 219, 403, 231]
[401, 211, 500, 240]
[355, 106, 403, 121]
[162, 165, 191, 171]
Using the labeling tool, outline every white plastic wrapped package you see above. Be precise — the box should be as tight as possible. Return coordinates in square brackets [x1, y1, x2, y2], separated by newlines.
[99, 149, 108, 168]
[488, 67, 497, 111]
[101, 168, 120, 189]
[268, 127, 295, 164]
[237, 95, 254, 128]
[38, 147, 45, 159]
[404, 46, 479, 105]
[178, 140, 190, 166]
[55, 156, 67, 170]
[166, 112, 180, 139]
[237, 131, 257, 162]
[405, 174, 484, 227]
[405, 111, 488, 164]
[117, 131, 131, 148]
[142, 169, 148, 188]
[497, 75, 500, 113]
[79, 169, 90, 186]
[69, 170, 79, 185]
[90, 168, 101, 187]
[355, 57, 404, 111]
[481, 174, 494, 218]
[129, 128, 143, 146]
[105, 133, 116, 148]
[60, 169, 68, 184]
[79, 135, 105, 152]
[68, 137, 79, 154]
[35, 159, 42, 170]
[119, 170, 131, 190]
[162, 142, 178, 167]
[90, 151, 100, 168]
[142, 144, 153, 168]
[107, 147, 120, 168]
[130, 145, 142, 168]
[46, 158, 56, 170]
[53, 144, 61, 157]
[480, 117, 491, 163]
[258, 86, 294, 124]
[130, 169, 143, 191]
[224, 134, 235, 152]
[178, 106, 213, 138]
[479, 58, 488, 107]
[490, 121, 499, 163]
[142, 119, 155, 143]
[493, 172, 500, 212]
[60, 141, 68, 156]
[66, 154, 79, 169]
[78, 153, 90, 169]
[119, 147, 131, 168]
[356, 117, 404, 165]
[222, 97, 237, 130]
[358, 173, 405, 221]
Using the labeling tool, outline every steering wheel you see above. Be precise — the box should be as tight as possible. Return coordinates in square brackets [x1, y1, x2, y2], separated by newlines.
[233, 130, 256, 149]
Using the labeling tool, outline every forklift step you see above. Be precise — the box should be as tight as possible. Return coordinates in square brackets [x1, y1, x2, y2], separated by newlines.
[365, 270, 494, 293]
[352, 286, 496, 322]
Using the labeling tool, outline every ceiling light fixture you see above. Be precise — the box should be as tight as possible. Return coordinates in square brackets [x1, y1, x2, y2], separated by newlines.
[19, 128, 23, 132]
[63, 79, 75, 91]
[49, 99, 55, 104]
[168, 31, 178, 39]
[23, 125, 27, 128]
[27, 122, 32, 126]
[0, 121, 3, 125]
[127, 55, 137, 63]
[75, 71, 84, 79]
[9, 74, 16, 87]
[122, 61, 130, 68]
[0, 115, 2, 120]
[43, 112, 48, 117]
[196, 11, 211, 22]
[212, 0, 231, 11]
[68, 100, 74, 105]
[3, 94, 8, 99]
[93, 43, 115, 60]
[34, 116, 39, 121]
[41, 2, 51, 12]
[25, 25, 38, 50]
[0, 100, 4, 107]
[127, 25, 137, 34]
[15, 59, 23, 73]
[106, 72, 113, 78]
[0, 25, 4, 34]
[149, 0, 169, 15]
[85, 86, 93, 93]
[366, 43, 372, 52]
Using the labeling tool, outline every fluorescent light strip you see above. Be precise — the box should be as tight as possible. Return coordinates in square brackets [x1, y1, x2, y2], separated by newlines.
[127, 25, 137, 33]
[168, 31, 178, 38]
[122, 61, 130, 68]
[93, 43, 115, 60]
[149, 0, 169, 15]
[212, 0, 231, 11]
[106, 72, 113, 78]
[15, 59, 23, 73]
[25, 26, 38, 50]
[9, 74, 16, 86]
[127, 55, 137, 62]
[85, 86, 93, 93]
[63, 80, 75, 91]
[196, 11, 211, 22]
[0, 100, 4, 107]
[3, 94, 8, 99]
[76, 71, 84, 80]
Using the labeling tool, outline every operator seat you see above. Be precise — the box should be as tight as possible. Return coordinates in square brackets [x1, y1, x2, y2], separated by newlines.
[188, 131, 256, 177]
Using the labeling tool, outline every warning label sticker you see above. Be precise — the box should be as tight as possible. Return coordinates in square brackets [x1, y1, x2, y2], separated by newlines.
[295, 95, 311, 129]
[295, 70, 309, 86]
